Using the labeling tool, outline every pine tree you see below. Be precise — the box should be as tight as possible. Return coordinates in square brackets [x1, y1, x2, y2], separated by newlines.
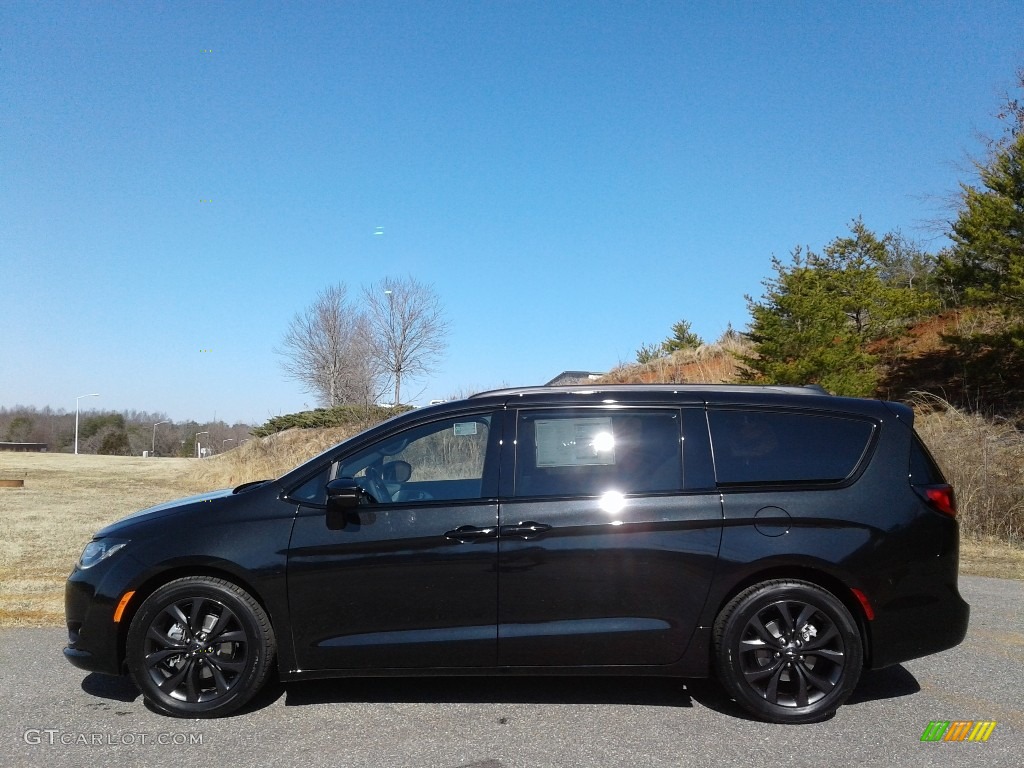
[942, 70, 1024, 310]
[662, 320, 704, 353]
[743, 221, 935, 396]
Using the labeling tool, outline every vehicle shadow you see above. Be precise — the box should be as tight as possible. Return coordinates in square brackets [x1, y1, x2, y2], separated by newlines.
[79, 671, 285, 716]
[80, 665, 920, 719]
[81, 672, 141, 703]
[687, 664, 922, 721]
[846, 664, 921, 704]
[282, 665, 919, 715]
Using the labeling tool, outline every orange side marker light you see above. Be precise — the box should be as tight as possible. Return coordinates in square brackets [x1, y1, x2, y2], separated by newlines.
[113, 591, 135, 623]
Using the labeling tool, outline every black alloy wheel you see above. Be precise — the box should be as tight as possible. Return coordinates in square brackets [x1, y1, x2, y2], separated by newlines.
[713, 580, 863, 724]
[126, 576, 275, 718]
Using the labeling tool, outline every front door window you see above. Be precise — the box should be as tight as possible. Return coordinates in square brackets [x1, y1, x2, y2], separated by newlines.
[338, 413, 494, 503]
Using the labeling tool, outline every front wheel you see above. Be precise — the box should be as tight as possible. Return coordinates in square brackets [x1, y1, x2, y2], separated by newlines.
[126, 576, 276, 718]
[713, 580, 863, 724]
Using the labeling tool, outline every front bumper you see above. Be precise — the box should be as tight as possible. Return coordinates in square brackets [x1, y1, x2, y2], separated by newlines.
[63, 643, 98, 671]
[63, 555, 141, 676]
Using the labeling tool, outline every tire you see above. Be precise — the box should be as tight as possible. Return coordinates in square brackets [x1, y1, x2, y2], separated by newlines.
[713, 579, 863, 724]
[126, 576, 276, 718]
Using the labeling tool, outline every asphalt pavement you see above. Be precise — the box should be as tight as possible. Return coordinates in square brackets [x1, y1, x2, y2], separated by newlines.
[1, 575, 1021, 768]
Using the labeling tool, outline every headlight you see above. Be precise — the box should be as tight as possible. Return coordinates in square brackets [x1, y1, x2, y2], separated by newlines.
[77, 539, 129, 569]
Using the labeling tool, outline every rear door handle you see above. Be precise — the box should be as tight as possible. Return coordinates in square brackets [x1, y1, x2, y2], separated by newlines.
[499, 521, 552, 540]
[444, 525, 497, 542]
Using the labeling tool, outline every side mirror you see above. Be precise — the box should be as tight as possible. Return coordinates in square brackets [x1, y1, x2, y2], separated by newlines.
[325, 478, 362, 530]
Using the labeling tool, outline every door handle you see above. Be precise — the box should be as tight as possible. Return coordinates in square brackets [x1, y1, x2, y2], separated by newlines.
[444, 525, 497, 542]
[499, 521, 552, 539]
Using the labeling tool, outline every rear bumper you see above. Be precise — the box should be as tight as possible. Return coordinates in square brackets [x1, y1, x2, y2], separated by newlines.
[867, 582, 970, 669]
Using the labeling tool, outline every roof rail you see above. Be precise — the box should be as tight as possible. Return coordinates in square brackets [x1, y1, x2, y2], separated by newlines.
[468, 383, 831, 399]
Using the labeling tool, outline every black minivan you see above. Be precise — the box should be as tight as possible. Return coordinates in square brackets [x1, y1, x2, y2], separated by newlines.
[64, 385, 969, 723]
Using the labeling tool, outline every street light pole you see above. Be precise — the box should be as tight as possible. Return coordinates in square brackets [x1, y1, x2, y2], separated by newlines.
[74, 393, 99, 455]
[195, 431, 209, 458]
[152, 420, 170, 456]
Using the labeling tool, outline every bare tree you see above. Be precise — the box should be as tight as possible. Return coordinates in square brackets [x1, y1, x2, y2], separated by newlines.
[364, 276, 450, 405]
[276, 284, 380, 407]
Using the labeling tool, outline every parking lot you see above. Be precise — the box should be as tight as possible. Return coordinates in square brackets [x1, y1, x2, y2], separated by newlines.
[1, 576, 1020, 768]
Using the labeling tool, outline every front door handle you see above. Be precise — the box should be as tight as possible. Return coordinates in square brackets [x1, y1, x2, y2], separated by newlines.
[444, 525, 497, 542]
[499, 521, 552, 540]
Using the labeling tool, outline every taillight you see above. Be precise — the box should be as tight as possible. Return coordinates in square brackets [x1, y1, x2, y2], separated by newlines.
[914, 484, 957, 517]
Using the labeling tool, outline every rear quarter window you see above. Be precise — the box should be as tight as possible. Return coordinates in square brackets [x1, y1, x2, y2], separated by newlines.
[708, 409, 876, 486]
[909, 432, 947, 485]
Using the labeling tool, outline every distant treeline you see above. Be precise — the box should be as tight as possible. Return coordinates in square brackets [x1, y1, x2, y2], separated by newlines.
[0, 406, 253, 457]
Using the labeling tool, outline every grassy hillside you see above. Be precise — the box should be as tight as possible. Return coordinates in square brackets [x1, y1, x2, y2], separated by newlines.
[196, 425, 365, 488]
[599, 334, 750, 386]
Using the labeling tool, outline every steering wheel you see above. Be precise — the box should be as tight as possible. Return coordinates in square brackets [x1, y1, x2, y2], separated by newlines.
[361, 466, 391, 504]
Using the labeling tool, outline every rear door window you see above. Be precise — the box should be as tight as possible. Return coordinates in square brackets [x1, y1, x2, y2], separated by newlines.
[708, 409, 875, 486]
[513, 409, 683, 497]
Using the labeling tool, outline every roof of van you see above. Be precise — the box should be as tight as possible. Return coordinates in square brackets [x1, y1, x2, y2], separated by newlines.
[469, 383, 831, 399]
[459, 383, 909, 421]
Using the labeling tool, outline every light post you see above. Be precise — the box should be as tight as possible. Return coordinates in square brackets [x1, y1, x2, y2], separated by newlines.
[195, 431, 209, 458]
[74, 393, 99, 455]
[222, 438, 235, 451]
[152, 420, 170, 456]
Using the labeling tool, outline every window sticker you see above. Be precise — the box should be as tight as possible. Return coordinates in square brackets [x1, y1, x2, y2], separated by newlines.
[535, 417, 615, 467]
[453, 422, 478, 436]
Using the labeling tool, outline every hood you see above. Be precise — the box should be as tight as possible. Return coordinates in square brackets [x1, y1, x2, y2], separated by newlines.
[94, 488, 236, 537]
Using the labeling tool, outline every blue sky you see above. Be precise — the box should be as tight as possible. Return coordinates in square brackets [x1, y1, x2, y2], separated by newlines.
[2, 1, 1022, 424]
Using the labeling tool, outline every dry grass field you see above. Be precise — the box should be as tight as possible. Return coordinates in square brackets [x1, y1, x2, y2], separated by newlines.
[0, 427, 361, 628]
[0, 453, 207, 627]
[2, 429, 1022, 628]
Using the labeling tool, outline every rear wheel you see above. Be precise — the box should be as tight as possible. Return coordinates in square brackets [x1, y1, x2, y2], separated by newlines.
[713, 580, 862, 723]
[126, 576, 275, 718]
